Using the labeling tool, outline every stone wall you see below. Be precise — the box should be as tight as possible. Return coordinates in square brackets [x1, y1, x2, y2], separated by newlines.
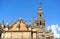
[1, 32, 31, 39]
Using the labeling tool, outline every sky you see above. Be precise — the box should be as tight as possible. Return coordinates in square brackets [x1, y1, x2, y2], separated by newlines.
[0, 0, 60, 38]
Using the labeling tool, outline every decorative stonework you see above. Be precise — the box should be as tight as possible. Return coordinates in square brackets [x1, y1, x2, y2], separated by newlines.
[0, 3, 54, 39]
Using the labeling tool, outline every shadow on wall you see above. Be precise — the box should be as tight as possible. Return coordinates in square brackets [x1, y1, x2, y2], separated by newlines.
[0, 33, 1, 39]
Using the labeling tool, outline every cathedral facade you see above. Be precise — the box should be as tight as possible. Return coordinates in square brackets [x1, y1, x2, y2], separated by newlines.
[0, 4, 54, 39]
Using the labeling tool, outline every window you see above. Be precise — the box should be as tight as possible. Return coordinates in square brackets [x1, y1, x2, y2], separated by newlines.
[0, 33, 1, 39]
[40, 22, 42, 25]
[36, 23, 39, 26]
[40, 15, 41, 16]
[42, 23, 45, 26]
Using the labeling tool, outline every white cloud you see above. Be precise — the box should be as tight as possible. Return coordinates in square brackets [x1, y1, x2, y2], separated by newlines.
[58, 27, 60, 31]
[47, 24, 60, 38]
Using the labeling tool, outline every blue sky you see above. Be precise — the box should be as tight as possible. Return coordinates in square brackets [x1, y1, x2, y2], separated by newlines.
[0, 0, 60, 26]
[0, 0, 60, 38]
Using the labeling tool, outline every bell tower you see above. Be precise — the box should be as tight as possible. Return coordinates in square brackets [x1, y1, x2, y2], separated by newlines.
[33, 3, 46, 32]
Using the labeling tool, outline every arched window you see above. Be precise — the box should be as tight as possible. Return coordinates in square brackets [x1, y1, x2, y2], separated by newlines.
[40, 22, 42, 25]
[40, 14, 42, 17]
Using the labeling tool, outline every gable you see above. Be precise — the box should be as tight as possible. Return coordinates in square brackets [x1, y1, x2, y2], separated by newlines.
[20, 23, 27, 30]
[10, 24, 17, 31]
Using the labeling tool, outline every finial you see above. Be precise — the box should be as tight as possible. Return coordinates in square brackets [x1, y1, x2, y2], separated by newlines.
[6, 21, 8, 26]
[6, 21, 9, 28]
[39, 1, 42, 9]
[39, 2, 42, 10]
[2, 20, 4, 25]
[40, 2, 42, 6]
[1, 20, 4, 28]
[18, 18, 22, 20]
[18, 18, 24, 23]
[40, 2, 42, 4]
[18, 18, 22, 22]
[32, 16, 34, 22]
[38, 2, 43, 18]
[11, 20, 14, 25]
[49, 26, 52, 32]
[40, 0, 42, 5]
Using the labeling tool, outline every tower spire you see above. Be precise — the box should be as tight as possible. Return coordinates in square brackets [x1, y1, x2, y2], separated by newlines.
[38, 2, 43, 18]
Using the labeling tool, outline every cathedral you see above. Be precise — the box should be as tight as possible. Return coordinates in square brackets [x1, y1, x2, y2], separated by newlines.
[0, 3, 54, 39]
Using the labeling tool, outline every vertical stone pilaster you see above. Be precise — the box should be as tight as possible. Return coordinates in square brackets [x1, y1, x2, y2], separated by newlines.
[31, 32, 33, 39]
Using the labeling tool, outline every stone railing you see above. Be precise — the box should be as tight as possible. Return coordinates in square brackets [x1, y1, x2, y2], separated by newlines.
[1, 38, 37, 39]
[1, 38, 56, 39]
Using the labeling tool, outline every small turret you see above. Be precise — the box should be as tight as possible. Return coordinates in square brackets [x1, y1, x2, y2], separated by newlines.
[6, 21, 9, 27]
[49, 26, 52, 33]
[1, 20, 4, 28]
[11, 21, 14, 25]
[18, 18, 23, 23]
[5, 21, 9, 30]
